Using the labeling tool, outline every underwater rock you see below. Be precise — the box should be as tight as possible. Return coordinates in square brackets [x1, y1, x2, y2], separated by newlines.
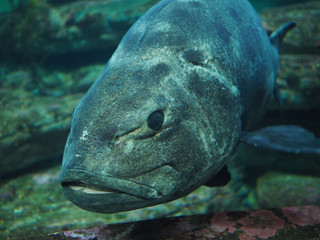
[0, 92, 78, 180]
[46, 0, 159, 54]
[236, 144, 320, 176]
[0, 65, 104, 180]
[260, 1, 320, 54]
[44, 206, 320, 240]
[257, 172, 320, 208]
[261, 2, 320, 111]
[0, 0, 160, 63]
[272, 54, 320, 110]
[1, 0, 318, 62]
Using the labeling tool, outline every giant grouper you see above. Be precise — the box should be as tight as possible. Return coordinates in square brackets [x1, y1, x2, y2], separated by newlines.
[59, 0, 320, 213]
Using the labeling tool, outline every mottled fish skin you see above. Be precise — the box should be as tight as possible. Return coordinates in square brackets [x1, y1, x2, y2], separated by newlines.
[60, 0, 278, 213]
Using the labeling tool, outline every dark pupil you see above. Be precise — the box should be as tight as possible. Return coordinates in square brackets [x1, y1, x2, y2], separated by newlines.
[147, 111, 164, 131]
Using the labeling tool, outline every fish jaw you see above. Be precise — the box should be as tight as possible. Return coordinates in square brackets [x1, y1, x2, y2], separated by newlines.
[59, 167, 179, 213]
[61, 185, 161, 213]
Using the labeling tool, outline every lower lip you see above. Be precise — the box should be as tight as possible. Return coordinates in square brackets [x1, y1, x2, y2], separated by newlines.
[69, 185, 116, 194]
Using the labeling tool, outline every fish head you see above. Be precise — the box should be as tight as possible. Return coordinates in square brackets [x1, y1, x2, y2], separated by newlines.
[60, 52, 241, 213]
[60, 13, 242, 212]
[60, 63, 186, 212]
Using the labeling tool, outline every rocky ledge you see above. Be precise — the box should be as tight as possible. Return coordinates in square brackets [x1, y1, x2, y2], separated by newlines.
[28, 205, 320, 240]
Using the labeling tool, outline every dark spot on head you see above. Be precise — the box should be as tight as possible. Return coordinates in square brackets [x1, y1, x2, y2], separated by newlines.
[190, 70, 200, 82]
[150, 63, 170, 79]
[97, 124, 118, 143]
[170, 7, 191, 23]
[215, 25, 231, 44]
[188, 71, 207, 97]
[183, 49, 204, 66]
[190, 1, 202, 8]
[229, 8, 241, 23]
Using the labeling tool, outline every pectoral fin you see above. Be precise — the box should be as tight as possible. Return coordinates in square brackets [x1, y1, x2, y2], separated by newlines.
[204, 165, 231, 187]
[240, 125, 320, 154]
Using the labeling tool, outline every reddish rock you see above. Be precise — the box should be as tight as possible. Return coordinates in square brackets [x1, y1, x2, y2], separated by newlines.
[282, 205, 320, 227]
[210, 212, 237, 234]
[238, 210, 285, 239]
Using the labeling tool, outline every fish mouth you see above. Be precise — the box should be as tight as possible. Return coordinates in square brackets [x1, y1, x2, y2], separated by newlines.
[60, 168, 161, 196]
[59, 169, 165, 213]
[61, 181, 124, 195]
[59, 165, 179, 213]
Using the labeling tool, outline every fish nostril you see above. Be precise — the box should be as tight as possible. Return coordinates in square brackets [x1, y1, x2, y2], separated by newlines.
[113, 135, 120, 143]
[107, 141, 114, 148]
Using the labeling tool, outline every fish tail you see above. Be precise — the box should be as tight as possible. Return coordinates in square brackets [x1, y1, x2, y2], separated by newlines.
[270, 22, 296, 50]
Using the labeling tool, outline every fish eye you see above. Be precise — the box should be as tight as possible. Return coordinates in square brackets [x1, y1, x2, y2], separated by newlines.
[147, 111, 164, 131]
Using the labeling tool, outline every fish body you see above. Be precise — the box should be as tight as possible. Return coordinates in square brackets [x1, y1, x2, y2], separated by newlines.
[60, 0, 294, 213]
